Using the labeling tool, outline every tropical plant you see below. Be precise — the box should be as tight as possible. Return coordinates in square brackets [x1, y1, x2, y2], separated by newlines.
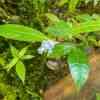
[0, 0, 100, 99]
[0, 13, 99, 89]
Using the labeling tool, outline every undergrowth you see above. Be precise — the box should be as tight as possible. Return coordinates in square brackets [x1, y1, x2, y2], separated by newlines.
[0, 0, 99, 100]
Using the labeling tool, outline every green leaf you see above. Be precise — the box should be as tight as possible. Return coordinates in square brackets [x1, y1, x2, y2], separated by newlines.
[22, 55, 34, 60]
[6, 57, 19, 71]
[18, 46, 29, 58]
[6, 46, 29, 71]
[68, 48, 90, 89]
[49, 43, 75, 58]
[73, 19, 100, 34]
[10, 45, 19, 57]
[75, 14, 93, 22]
[46, 19, 100, 39]
[16, 61, 26, 83]
[0, 24, 48, 42]
[46, 20, 73, 39]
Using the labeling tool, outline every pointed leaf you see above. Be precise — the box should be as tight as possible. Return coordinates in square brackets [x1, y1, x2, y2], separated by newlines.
[10, 45, 19, 57]
[22, 55, 34, 60]
[6, 46, 29, 71]
[18, 46, 29, 58]
[0, 24, 48, 42]
[6, 57, 19, 71]
[16, 61, 26, 83]
[68, 48, 90, 89]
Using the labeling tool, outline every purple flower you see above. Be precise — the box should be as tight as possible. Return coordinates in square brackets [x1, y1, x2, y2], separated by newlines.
[38, 40, 58, 54]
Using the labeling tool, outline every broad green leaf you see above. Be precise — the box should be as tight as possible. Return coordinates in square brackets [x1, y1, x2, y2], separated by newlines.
[73, 19, 100, 34]
[75, 14, 93, 22]
[46, 19, 100, 39]
[6, 57, 19, 71]
[49, 43, 75, 58]
[10, 45, 19, 57]
[68, 0, 80, 12]
[46, 20, 73, 39]
[16, 61, 26, 83]
[68, 48, 90, 89]
[0, 24, 48, 42]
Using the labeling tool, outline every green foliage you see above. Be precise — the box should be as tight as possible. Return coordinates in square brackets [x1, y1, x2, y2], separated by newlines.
[46, 14, 100, 89]
[6, 46, 28, 71]
[0, 0, 100, 99]
[10, 44, 19, 57]
[68, 48, 89, 89]
[0, 82, 16, 100]
[46, 20, 73, 39]
[0, 24, 48, 42]
[1, 14, 100, 90]
[68, 0, 80, 12]
[46, 17, 100, 39]
[6, 45, 33, 82]
[50, 43, 90, 89]
[49, 43, 75, 58]
[16, 61, 26, 83]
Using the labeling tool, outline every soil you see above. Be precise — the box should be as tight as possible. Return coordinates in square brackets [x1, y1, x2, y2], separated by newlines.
[44, 49, 100, 100]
